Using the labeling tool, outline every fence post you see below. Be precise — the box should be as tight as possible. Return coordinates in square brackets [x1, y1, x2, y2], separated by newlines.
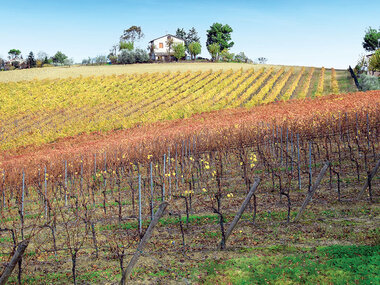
[150, 162, 154, 220]
[44, 166, 47, 218]
[297, 134, 301, 190]
[162, 154, 166, 201]
[308, 141, 312, 192]
[138, 173, 142, 235]
[21, 170, 25, 240]
[64, 161, 68, 206]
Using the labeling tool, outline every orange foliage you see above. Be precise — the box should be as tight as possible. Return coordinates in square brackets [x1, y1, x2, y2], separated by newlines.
[0, 91, 379, 185]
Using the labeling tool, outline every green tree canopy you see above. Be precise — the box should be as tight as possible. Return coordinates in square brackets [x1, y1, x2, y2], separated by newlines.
[52, 51, 68, 65]
[175, 28, 187, 41]
[188, 42, 201, 60]
[119, 41, 134, 51]
[369, 49, 380, 72]
[206, 23, 234, 51]
[363, 27, 380, 52]
[8, 49, 21, 59]
[220, 49, 234, 62]
[176, 27, 200, 52]
[173, 43, 186, 61]
[207, 43, 220, 61]
[187, 27, 200, 45]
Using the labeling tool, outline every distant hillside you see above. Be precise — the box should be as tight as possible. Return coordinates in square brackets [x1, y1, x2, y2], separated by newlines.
[0, 66, 357, 150]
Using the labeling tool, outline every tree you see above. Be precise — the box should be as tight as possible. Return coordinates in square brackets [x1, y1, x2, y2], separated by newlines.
[257, 57, 268, 64]
[234, 52, 250, 63]
[0, 57, 5, 70]
[166, 36, 174, 61]
[176, 27, 200, 53]
[52, 51, 68, 65]
[109, 45, 118, 57]
[220, 49, 234, 62]
[120, 26, 144, 44]
[94, 55, 108, 65]
[362, 27, 380, 52]
[369, 49, 380, 72]
[187, 27, 200, 45]
[173, 43, 186, 61]
[147, 43, 156, 59]
[37, 51, 48, 61]
[188, 42, 201, 60]
[206, 23, 234, 51]
[175, 28, 187, 41]
[43, 56, 52, 65]
[354, 54, 368, 74]
[207, 43, 220, 61]
[63, 58, 74, 66]
[8, 49, 21, 59]
[27, 52, 36, 68]
[119, 41, 134, 51]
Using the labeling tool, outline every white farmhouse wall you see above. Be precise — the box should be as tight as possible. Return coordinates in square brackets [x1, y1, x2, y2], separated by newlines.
[153, 36, 185, 55]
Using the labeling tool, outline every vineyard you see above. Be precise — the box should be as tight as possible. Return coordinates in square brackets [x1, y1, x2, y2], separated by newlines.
[0, 66, 356, 151]
[0, 83, 379, 284]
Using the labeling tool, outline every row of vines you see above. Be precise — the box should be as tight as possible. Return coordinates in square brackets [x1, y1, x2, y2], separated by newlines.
[1, 94, 379, 284]
[0, 67, 343, 150]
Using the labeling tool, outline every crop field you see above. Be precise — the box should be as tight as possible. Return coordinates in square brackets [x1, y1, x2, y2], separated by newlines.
[0, 70, 379, 285]
[0, 66, 356, 151]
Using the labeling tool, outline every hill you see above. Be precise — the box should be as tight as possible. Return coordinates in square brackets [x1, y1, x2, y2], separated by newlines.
[0, 64, 356, 150]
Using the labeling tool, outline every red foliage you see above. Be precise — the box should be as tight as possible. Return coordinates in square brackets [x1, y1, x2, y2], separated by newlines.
[0, 91, 379, 185]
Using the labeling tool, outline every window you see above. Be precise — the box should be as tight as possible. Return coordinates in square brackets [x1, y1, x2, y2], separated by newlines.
[159, 43, 163, 49]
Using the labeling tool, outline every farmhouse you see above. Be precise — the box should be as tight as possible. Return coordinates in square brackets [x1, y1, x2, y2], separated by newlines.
[149, 34, 185, 61]
[3, 57, 27, 70]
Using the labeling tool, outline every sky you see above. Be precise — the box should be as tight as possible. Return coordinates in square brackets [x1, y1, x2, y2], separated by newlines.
[0, 0, 379, 68]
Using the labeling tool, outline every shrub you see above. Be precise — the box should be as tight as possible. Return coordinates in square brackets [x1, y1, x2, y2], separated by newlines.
[173, 43, 186, 61]
[220, 49, 234, 62]
[234, 52, 249, 63]
[118, 50, 136, 64]
[134, 49, 149, 63]
[359, 74, 380, 91]
[207, 43, 220, 61]
[188, 42, 201, 60]
[369, 49, 380, 72]
[118, 49, 149, 64]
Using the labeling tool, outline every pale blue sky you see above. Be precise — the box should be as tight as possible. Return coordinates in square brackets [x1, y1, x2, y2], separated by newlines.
[0, 0, 379, 68]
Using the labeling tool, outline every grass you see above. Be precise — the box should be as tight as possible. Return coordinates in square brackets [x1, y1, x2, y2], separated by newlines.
[0, 62, 339, 83]
[2, 202, 378, 284]
[192, 245, 380, 284]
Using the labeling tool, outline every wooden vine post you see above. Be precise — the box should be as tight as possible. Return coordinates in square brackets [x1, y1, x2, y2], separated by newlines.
[120, 202, 169, 285]
[219, 178, 260, 250]
[356, 158, 380, 201]
[294, 161, 330, 222]
[0, 240, 29, 285]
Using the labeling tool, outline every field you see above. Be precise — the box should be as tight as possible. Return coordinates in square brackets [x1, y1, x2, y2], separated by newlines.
[0, 65, 356, 150]
[0, 63, 379, 284]
[0, 63, 267, 82]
